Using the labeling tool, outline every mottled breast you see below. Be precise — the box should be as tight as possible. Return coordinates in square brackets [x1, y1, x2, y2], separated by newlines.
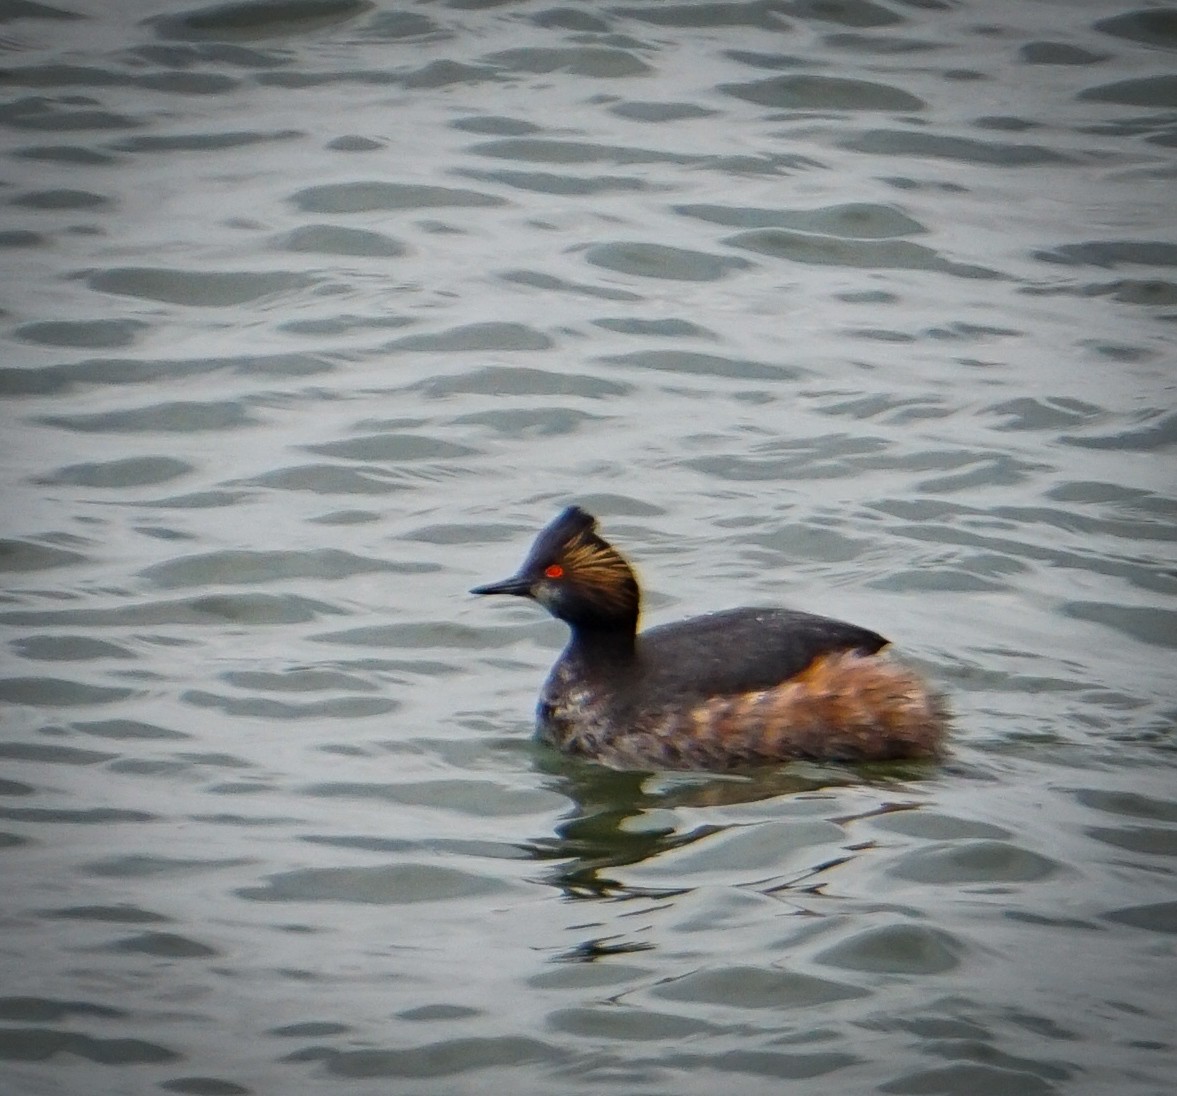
[536, 658, 619, 758]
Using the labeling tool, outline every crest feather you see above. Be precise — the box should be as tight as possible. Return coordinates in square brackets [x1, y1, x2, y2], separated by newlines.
[526, 506, 639, 623]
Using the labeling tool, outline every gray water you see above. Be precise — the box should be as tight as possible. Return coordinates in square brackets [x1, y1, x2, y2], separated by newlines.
[2, 1, 1175, 1093]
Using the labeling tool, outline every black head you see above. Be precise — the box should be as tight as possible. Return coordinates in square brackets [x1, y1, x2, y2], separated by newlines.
[471, 506, 640, 631]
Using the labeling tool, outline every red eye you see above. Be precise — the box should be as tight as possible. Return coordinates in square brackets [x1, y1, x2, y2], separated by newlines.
[544, 564, 564, 579]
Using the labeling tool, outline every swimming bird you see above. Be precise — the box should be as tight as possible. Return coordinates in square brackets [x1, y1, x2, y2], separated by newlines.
[472, 506, 946, 771]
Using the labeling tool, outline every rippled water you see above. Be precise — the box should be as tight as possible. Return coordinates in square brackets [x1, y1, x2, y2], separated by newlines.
[2, 1, 1175, 1093]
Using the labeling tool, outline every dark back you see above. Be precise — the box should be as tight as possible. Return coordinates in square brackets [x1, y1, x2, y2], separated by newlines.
[636, 606, 888, 700]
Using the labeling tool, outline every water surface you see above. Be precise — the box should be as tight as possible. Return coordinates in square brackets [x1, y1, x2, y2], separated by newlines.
[1, 2, 1175, 1094]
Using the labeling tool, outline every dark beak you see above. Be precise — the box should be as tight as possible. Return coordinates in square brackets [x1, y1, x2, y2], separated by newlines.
[470, 574, 533, 598]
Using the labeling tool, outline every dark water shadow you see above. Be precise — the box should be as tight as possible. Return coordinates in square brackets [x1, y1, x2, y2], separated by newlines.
[521, 748, 938, 906]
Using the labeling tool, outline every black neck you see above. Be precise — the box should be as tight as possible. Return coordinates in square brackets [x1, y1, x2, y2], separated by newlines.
[567, 619, 638, 667]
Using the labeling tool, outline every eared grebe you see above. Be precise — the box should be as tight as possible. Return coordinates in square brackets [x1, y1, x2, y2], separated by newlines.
[472, 507, 946, 771]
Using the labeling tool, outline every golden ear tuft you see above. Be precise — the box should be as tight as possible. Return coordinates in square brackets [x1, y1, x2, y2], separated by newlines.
[561, 535, 636, 610]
